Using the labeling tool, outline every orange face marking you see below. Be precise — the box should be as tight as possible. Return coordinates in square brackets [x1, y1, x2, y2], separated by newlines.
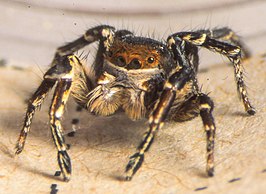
[107, 39, 162, 69]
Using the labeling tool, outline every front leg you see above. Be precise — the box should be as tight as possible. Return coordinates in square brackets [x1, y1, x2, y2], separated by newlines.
[16, 55, 85, 181]
[49, 79, 73, 181]
[125, 42, 193, 180]
[46, 55, 83, 181]
[55, 25, 115, 57]
[125, 87, 176, 180]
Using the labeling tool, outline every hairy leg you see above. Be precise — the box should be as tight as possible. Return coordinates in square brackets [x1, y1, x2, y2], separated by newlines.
[15, 80, 56, 154]
[169, 93, 216, 176]
[125, 39, 194, 180]
[168, 30, 255, 115]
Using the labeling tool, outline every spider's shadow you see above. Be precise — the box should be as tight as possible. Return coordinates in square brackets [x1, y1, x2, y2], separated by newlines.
[229, 111, 250, 117]
[65, 107, 147, 147]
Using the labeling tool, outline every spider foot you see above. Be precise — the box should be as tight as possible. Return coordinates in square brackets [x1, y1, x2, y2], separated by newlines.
[125, 152, 144, 181]
[207, 167, 214, 177]
[206, 158, 214, 177]
[15, 144, 24, 155]
[247, 107, 256, 115]
[15, 135, 27, 155]
[58, 151, 72, 182]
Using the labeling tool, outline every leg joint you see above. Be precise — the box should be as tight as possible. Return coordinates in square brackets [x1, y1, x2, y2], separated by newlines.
[198, 95, 214, 112]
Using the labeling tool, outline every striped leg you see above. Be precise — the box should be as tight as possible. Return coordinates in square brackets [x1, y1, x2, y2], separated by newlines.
[125, 88, 176, 181]
[15, 79, 56, 154]
[53, 26, 133, 80]
[168, 30, 256, 115]
[49, 79, 72, 181]
[16, 55, 85, 181]
[168, 93, 216, 176]
[197, 27, 251, 58]
[125, 41, 194, 180]
[45, 55, 84, 181]
[54, 25, 115, 59]
[198, 94, 216, 176]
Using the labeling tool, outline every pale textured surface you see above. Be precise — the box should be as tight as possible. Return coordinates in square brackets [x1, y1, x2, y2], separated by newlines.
[0, 0, 266, 194]
[1, 54, 265, 194]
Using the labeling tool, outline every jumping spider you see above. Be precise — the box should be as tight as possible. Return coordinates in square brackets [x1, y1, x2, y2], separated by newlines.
[15, 25, 255, 181]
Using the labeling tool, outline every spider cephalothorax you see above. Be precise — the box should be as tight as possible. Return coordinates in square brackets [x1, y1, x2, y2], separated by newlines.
[16, 25, 255, 181]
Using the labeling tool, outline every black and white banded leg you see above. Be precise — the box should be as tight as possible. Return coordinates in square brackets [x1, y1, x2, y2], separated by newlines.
[125, 40, 194, 180]
[168, 30, 256, 115]
[16, 55, 85, 181]
[16, 80, 56, 154]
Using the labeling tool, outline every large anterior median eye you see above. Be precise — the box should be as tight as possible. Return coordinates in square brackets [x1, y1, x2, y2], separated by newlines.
[116, 56, 126, 67]
[127, 58, 141, 69]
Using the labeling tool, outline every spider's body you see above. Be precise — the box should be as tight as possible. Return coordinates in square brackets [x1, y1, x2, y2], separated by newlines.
[16, 25, 255, 181]
[84, 35, 170, 120]
[80, 34, 178, 121]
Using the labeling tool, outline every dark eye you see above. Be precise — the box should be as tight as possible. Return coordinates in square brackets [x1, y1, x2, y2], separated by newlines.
[116, 56, 126, 67]
[127, 58, 141, 69]
[147, 57, 155, 63]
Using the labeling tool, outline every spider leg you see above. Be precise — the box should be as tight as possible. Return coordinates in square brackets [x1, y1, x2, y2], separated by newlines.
[125, 41, 194, 181]
[197, 27, 251, 58]
[17, 55, 86, 181]
[49, 78, 72, 182]
[15, 79, 56, 154]
[168, 30, 256, 115]
[184, 43, 199, 73]
[51, 27, 120, 135]
[125, 88, 175, 181]
[198, 94, 216, 176]
[168, 92, 215, 176]
[53, 25, 133, 80]
[51, 28, 133, 133]
[47, 55, 88, 181]
[54, 25, 115, 59]
[175, 93, 216, 176]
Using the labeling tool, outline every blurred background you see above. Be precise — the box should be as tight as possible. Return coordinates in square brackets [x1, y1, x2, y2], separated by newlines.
[1, 0, 266, 68]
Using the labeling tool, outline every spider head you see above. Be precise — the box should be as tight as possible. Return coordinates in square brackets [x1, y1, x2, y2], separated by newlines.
[106, 36, 174, 73]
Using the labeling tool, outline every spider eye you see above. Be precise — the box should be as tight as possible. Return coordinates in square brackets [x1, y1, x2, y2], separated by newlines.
[147, 57, 155, 64]
[116, 56, 126, 67]
[128, 58, 141, 69]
